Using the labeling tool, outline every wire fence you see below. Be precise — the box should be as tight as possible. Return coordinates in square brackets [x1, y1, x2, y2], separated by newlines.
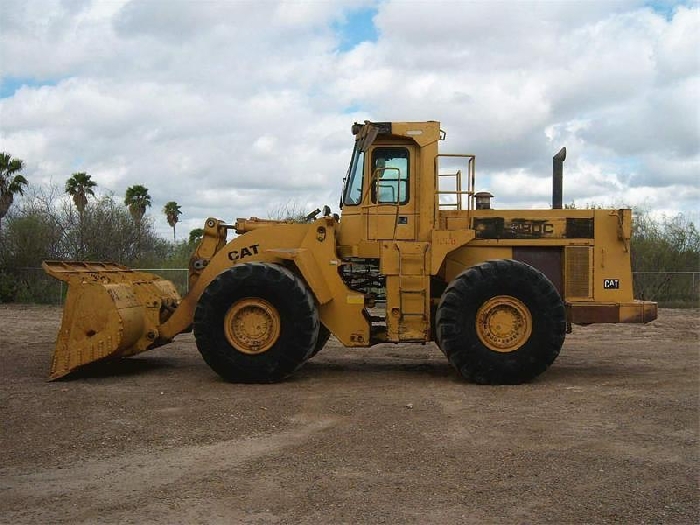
[3, 268, 699, 307]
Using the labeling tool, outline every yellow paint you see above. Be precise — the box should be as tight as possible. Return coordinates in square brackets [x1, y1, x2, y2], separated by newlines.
[223, 298, 280, 355]
[42, 120, 657, 379]
[476, 295, 532, 353]
[42, 261, 181, 380]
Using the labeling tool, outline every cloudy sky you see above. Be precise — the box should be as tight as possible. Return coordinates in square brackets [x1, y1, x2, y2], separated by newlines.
[1, 0, 698, 239]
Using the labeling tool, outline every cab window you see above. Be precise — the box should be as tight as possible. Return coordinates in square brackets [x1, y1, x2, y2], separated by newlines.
[371, 147, 409, 204]
[342, 147, 365, 206]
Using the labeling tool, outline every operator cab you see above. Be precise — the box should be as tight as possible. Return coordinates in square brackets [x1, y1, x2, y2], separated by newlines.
[337, 121, 444, 257]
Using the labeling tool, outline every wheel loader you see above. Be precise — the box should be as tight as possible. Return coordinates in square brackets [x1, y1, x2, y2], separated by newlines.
[43, 120, 658, 384]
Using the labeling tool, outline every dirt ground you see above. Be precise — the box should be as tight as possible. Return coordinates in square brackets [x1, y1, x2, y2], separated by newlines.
[0, 305, 697, 524]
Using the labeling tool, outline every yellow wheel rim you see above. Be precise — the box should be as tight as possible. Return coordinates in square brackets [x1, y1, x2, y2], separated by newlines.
[476, 295, 532, 353]
[223, 298, 281, 355]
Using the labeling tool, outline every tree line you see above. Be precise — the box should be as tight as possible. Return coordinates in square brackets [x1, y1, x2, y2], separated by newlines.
[1, 153, 184, 240]
[0, 152, 197, 301]
[630, 210, 699, 306]
[1, 151, 698, 305]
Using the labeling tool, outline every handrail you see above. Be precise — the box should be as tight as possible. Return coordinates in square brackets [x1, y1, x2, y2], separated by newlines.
[434, 154, 476, 225]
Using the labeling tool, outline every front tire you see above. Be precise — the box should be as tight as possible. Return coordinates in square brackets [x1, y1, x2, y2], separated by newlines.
[194, 263, 319, 383]
[310, 324, 331, 358]
[436, 259, 566, 384]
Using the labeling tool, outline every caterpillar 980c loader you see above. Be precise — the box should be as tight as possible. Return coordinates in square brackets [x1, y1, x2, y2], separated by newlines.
[43, 120, 657, 384]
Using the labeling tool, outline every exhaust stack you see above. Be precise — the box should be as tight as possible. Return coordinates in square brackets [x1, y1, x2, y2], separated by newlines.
[553, 147, 566, 209]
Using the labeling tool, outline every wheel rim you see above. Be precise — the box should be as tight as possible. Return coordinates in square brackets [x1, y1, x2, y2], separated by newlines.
[476, 295, 532, 353]
[224, 298, 281, 355]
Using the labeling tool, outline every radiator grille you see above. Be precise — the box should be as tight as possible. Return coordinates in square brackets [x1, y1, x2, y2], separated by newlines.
[566, 246, 592, 298]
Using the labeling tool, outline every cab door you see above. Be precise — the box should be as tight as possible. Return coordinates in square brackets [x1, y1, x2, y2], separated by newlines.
[365, 145, 417, 241]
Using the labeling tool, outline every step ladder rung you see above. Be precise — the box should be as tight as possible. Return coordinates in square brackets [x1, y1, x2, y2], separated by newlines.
[389, 242, 431, 341]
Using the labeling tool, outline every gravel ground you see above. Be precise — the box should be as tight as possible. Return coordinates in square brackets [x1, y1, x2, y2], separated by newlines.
[0, 305, 698, 524]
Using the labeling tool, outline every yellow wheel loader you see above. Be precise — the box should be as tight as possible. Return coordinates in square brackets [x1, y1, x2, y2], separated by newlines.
[44, 120, 657, 384]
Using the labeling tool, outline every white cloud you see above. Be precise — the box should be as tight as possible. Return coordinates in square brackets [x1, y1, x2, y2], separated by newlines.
[0, 0, 698, 241]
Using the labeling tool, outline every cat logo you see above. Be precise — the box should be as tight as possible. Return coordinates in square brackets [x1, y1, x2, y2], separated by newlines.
[603, 279, 620, 289]
[228, 244, 260, 261]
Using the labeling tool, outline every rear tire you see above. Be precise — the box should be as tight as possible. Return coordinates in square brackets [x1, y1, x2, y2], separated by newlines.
[194, 263, 319, 383]
[436, 259, 566, 384]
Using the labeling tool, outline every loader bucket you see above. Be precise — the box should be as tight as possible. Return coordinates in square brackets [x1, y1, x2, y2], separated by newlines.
[42, 261, 181, 380]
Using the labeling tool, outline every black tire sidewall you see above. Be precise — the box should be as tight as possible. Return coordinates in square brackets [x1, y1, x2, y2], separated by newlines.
[310, 324, 331, 358]
[194, 263, 319, 383]
[437, 259, 566, 384]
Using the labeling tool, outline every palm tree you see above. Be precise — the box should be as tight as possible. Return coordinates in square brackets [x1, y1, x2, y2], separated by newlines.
[125, 184, 151, 257]
[65, 172, 97, 218]
[188, 228, 204, 246]
[162, 201, 182, 241]
[124, 184, 152, 226]
[65, 172, 97, 257]
[0, 153, 28, 232]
